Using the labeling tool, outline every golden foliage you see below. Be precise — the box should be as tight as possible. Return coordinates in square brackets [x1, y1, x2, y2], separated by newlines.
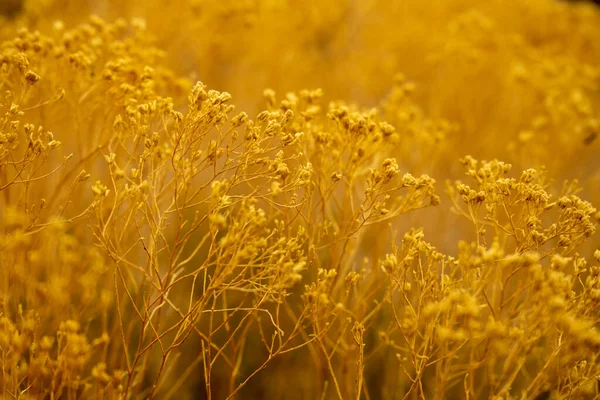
[1, 1, 600, 399]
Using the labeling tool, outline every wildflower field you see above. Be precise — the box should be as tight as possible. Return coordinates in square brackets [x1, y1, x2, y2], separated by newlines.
[2, 0, 600, 398]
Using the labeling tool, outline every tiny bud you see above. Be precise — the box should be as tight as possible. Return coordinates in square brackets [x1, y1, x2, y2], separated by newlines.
[25, 70, 41, 85]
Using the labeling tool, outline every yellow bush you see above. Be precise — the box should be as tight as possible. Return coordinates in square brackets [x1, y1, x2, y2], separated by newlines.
[1, 0, 600, 399]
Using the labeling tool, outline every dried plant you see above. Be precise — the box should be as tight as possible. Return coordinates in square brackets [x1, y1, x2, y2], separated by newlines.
[2, 1, 600, 399]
